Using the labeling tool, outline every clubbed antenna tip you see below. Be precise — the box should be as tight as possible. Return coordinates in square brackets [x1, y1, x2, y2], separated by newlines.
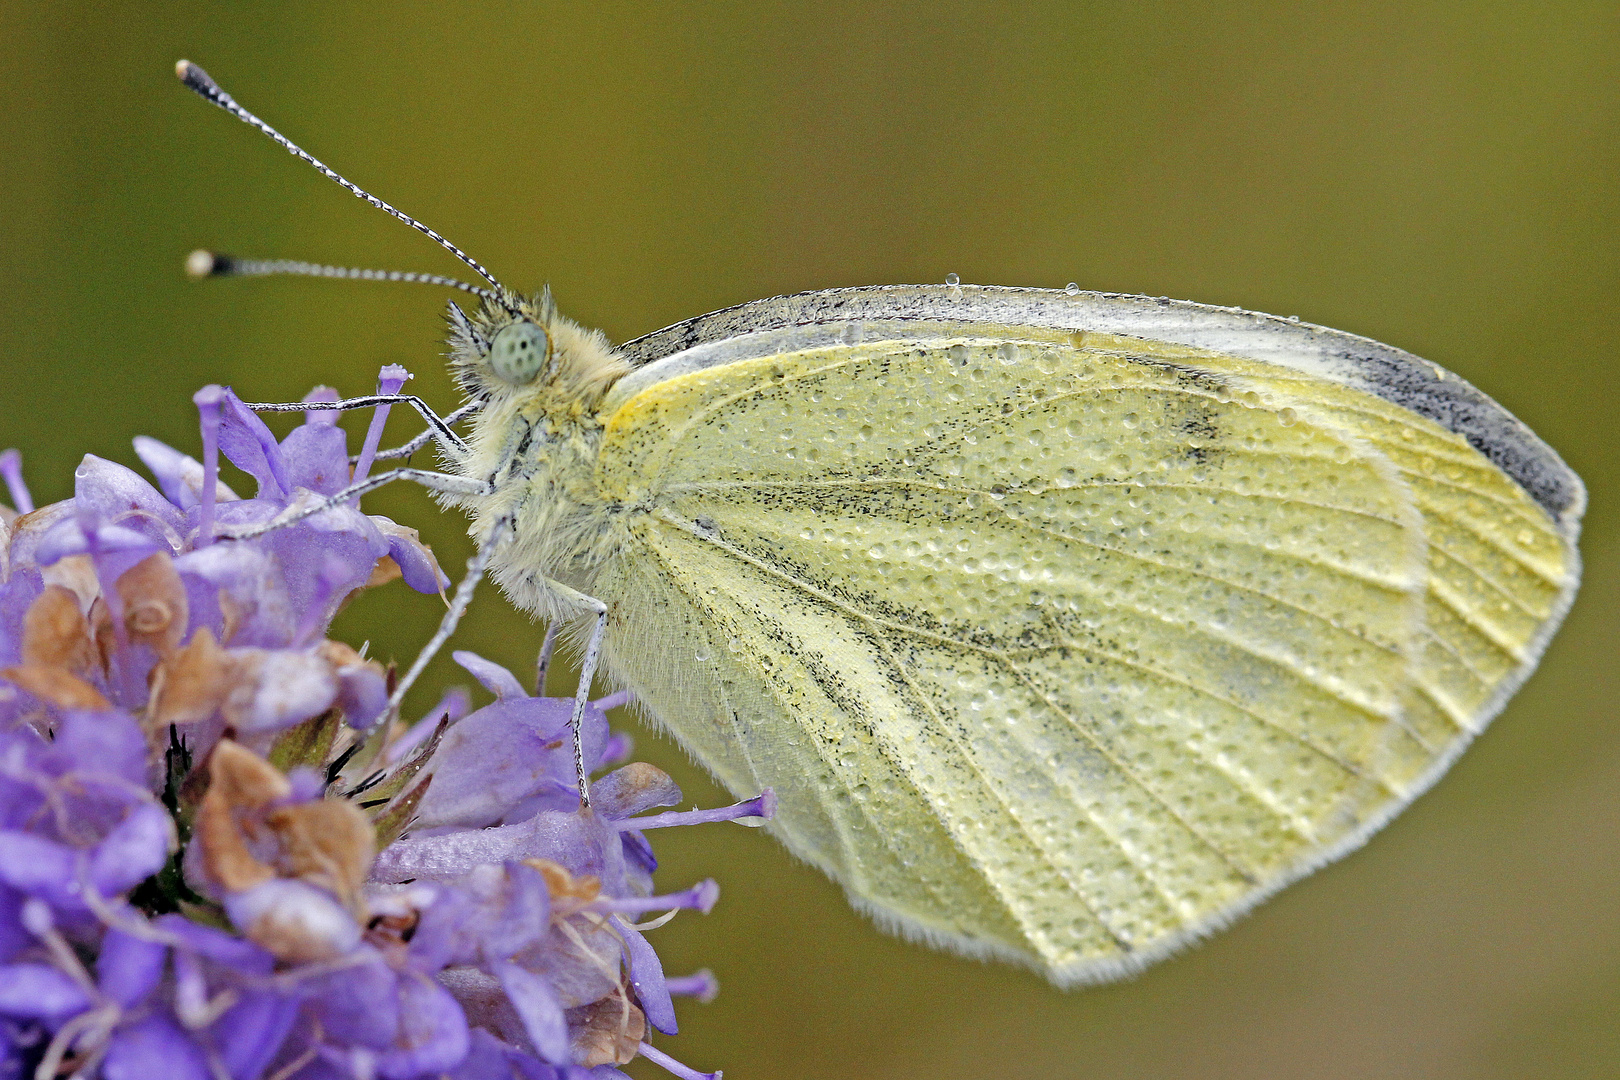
[175, 59, 218, 96]
[186, 249, 222, 279]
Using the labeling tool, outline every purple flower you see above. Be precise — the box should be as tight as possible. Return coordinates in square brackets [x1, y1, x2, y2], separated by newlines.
[362, 651, 766, 1075]
[0, 377, 767, 1079]
[1, 380, 443, 751]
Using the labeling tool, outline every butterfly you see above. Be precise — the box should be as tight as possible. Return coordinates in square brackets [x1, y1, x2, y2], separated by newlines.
[179, 61, 1585, 986]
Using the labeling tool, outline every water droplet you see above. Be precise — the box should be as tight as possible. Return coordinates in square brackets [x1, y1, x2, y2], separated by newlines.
[1277, 407, 1298, 427]
[945, 272, 960, 286]
[694, 647, 711, 662]
[1287, 314, 1301, 323]
[1064, 282, 1080, 295]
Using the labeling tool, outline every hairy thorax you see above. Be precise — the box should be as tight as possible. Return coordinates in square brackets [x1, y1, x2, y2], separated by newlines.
[444, 375, 629, 625]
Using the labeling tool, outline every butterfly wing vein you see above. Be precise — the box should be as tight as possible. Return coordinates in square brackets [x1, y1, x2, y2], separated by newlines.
[588, 329, 1575, 982]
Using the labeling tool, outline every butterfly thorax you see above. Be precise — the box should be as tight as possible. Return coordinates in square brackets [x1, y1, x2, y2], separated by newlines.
[443, 298, 634, 623]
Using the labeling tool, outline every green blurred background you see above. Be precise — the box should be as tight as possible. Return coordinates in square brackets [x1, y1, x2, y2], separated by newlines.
[2, 2, 1616, 1077]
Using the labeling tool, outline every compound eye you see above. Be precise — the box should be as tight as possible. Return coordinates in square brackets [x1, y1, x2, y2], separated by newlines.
[488, 321, 551, 386]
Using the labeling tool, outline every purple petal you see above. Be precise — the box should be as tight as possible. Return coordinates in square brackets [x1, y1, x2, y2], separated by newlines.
[97, 927, 167, 1008]
[335, 660, 389, 730]
[376, 517, 450, 593]
[453, 651, 529, 699]
[397, 862, 551, 968]
[383, 687, 471, 765]
[0, 567, 44, 671]
[464, 861, 551, 963]
[193, 386, 224, 547]
[597, 732, 634, 770]
[436, 966, 529, 1052]
[412, 698, 608, 831]
[33, 516, 162, 568]
[0, 886, 29, 963]
[210, 989, 300, 1080]
[373, 810, 624, 891]
[0, 449, 33, 515]
[227, 650, 339, 732]
[102, 1012, 211, 1080]
[396, 884, 479, 972]
[73, 454, 186, 541]
[302, 952, 399, 1049]
[447, 1028, 534, 1080]
[218, 388, 290, 500]
[497, 962, 571, 1065]
[153, 913, 275, 975]
[613, 916, 676, 1035]
[132, 435, 242, 510]
[0, 963, 92, 1023]
[89, 803, 174, 895]
[376, 973, 471, 1079]
[589, 764, 682, 819]
[619, 829, 658, 877]
[2, 499, 74, 571]
[53, 709, 148, 786]
[301, 386, 342, 426]
[285, 767, 326, 803]
[173, 542, 296, 647]
[280, 422, 352, 497]
[0, 832, 78, 904]
[256, 504, 386, 630]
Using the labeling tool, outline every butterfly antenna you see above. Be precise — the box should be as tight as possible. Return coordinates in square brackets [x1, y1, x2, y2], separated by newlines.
[176, 59, 511, 303]
[186, 250, 503, 305]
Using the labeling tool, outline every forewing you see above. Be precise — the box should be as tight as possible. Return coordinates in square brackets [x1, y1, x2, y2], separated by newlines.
[592, 323, 1577, 983]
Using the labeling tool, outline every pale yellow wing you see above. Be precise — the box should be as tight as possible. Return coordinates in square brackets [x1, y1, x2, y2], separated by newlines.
[591, 293, 1581, 985]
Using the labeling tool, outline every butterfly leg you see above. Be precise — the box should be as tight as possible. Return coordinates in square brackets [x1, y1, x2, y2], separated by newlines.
[527, 577, 610, 809]
[355, 401, 483, 465]
[244, 394, 472, 456]
[534, 623, 560, 694]
[222, 467, 493, 540]
[385, 510, 514, 714]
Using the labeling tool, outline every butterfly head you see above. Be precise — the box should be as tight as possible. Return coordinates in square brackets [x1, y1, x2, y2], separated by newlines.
[173, 60, 633, 418]
[447, 289, 631, 414]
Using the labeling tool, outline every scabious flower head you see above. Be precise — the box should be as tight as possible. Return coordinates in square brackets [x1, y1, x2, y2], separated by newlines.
[0, 374, 766, 1079]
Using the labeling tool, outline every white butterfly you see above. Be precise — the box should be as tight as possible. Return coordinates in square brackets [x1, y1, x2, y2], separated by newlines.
[180, 61, 1584, 985]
